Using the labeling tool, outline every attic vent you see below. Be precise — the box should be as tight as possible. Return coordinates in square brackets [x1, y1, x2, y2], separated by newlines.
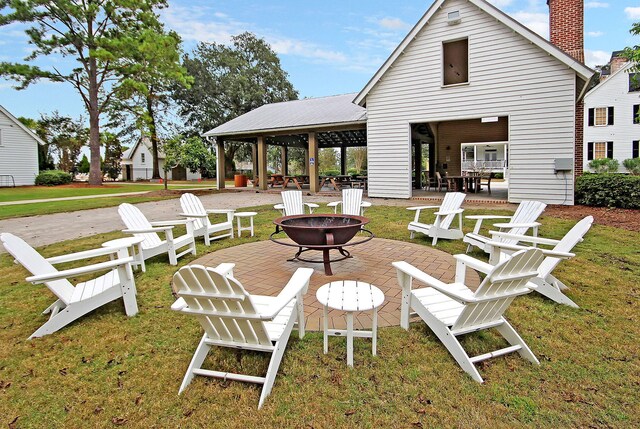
[447, 10, 461, 25]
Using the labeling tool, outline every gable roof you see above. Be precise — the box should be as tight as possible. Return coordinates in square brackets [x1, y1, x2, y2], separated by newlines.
[122, 137, 165, 160]
[353, 0, 594, 106]
[0, 105, 46, 145]
[202, 93, 367, 137]
[584, 61, 635, 100]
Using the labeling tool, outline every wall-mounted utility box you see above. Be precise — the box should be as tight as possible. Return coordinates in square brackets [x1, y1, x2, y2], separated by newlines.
[554, 158, 573, 173]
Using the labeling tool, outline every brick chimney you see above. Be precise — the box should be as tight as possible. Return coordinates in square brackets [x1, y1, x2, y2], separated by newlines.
[547, 0, 585, 179]
[547, 0, 584, 63]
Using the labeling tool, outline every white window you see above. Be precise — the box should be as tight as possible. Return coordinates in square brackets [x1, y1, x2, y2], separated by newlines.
[594, 107, 607, 126]
[594, 142, 607, 159]
[141, 153, 145, 163]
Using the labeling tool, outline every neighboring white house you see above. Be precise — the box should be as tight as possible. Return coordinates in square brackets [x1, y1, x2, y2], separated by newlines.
[121, 137, 201, 181]
[583, 61, 640, 172]
[354, 0, 593, 204]
[0, 105, 41, 186]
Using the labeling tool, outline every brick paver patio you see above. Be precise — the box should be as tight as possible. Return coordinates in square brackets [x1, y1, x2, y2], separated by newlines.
[185, 237, 481, 331]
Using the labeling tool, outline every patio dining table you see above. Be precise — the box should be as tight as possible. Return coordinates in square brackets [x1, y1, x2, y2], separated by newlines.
[445, 175, 482, 193]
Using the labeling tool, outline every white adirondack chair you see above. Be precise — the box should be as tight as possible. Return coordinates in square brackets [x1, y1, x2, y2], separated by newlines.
[179, 193, 234, 245]
[486, 216, 594, 308]
[274, 190, 319, 216]
[1, 233, 138, 339]
[463, 200, 546, 254]
[407, 192, 466, 245]
[394, 248, 545, 382]
[172, 263, 313, 409]
[118, 203, 196, 266]
[327, 188, 371, 216]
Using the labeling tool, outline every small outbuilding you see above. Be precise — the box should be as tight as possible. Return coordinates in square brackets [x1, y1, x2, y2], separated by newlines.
[0, 105, 41, 186]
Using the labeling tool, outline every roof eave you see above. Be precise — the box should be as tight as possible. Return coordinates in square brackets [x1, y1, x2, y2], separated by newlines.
[0, 104, 47, 146]
[202, 119, 367, 138]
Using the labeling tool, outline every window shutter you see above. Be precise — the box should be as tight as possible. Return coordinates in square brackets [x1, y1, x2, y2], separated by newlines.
[633, 141, 639, 158]
[587, 142, 594, 160]
[607, 107, 614, 125]
[588, 108, 594, 126]
[634, 105, 640, 124]
[607, 142, 614, 159]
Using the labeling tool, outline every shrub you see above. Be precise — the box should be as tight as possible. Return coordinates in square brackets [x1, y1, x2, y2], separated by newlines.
[321, 169, 340, 176]
[622, 158, 640, 175]
[588, 158, 619, 173]
[493, 172, 504, 179]
[35, 170, 73, 186]
[575, 173, 640, 209]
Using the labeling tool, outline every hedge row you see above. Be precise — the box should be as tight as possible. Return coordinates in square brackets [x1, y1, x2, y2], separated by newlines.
[575, 173, 640, 209]
[35, 170, 73, 186]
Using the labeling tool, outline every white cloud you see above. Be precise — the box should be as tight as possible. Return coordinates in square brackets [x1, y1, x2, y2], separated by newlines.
[161, 4, 349, 66]
[587, 31, 604, 37]
[486, 0, 514, 7]
[585, 2, 609, 8]
[585, 50, 611, 67]
[268, 38, 347, 63]
[377, 17, 410, 30]
[625, 7, 640, 19]
[511, 11, 549, 38]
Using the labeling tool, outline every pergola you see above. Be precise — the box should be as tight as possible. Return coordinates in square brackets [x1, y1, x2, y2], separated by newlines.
[202, 93, 367, 192]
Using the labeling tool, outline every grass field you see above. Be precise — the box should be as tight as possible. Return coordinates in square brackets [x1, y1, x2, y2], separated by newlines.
[0, 182, 217, 203]
[0, 205, 638, 428]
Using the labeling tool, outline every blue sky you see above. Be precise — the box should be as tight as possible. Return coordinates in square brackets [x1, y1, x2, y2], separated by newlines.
[1, 0, 639, 121]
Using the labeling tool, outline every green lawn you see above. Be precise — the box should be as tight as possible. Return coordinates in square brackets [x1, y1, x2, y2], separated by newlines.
[0, 182, 216, 203]
[1, 205, 638, 428]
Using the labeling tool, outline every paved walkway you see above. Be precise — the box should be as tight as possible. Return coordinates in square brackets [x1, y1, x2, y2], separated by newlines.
[187, 237, 481, 331]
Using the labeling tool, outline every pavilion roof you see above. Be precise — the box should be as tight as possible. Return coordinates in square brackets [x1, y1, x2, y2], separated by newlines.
[202, 93, 367, 138]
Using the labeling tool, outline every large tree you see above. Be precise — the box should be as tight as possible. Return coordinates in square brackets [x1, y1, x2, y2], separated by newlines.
[0, 0, 169, 185]
[108, 28, 192, 179]
[37, 112, 89, 173]
[173, 32, 298, 175]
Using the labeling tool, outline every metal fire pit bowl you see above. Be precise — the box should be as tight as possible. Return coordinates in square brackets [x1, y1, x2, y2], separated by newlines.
[270, 214, 374, 276]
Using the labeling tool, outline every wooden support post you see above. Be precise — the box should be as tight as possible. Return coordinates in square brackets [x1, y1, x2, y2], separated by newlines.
[309, 132, 319, 193]
[304, 148, 309, 174]
[216, 138, 225, 190]
[340, 146, 347, 175]
[258, 136, 268, 190]
[281, 146, 288, 176]
[252, 143, 258, 187]
[414, 140, 422, 189]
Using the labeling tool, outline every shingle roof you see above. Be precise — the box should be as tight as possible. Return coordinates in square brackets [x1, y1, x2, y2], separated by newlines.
[202, 93, 367, 137]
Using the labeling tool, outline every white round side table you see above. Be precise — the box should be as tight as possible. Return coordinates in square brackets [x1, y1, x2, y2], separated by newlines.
[234, 211, 258, 237]
[316, 280, 385, 367]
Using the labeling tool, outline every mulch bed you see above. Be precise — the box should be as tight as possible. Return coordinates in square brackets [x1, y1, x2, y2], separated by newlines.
[544, 205, 640, 232]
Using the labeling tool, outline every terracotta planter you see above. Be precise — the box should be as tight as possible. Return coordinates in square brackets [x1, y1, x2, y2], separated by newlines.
[234, 174, 247, 187]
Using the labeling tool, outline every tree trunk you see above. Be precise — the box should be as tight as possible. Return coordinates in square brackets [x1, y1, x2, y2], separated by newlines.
[147, 93, 161, 179]
[87, 57, 102, 185]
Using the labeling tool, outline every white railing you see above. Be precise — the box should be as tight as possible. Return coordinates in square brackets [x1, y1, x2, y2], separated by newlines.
[461, 160, 506, 172]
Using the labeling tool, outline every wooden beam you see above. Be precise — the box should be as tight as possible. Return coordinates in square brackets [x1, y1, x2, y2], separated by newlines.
[280, 146, 287, 175]
[216, 138, 225, 189]
[251, 143, 258, 187]
[257, 136, 268, 190]
[308, 132, 319, 193]
[340, 145, 347, 175]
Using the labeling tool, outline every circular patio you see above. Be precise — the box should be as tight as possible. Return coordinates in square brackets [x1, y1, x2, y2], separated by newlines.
[187, 238, 481, 331]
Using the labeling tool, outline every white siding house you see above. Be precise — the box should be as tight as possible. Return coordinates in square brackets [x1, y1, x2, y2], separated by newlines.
[354, 0, 593, 204]
[584, 62, 640, 172]
[0, 105, 41, 186]
[121, 138, 201, 181]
